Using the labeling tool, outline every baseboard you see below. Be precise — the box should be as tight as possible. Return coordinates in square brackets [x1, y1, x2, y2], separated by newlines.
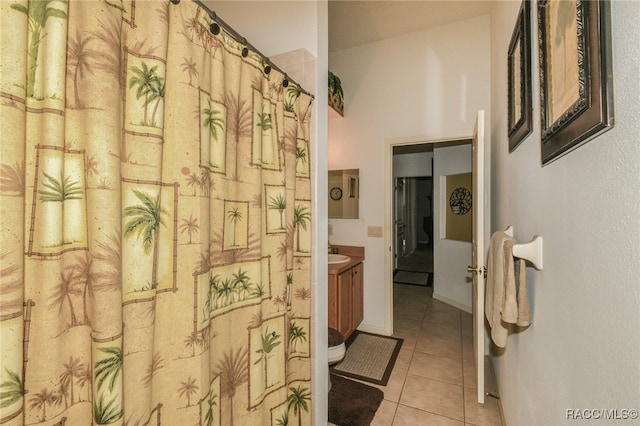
[356, 322, 391, 337]
[432, 292, 472, 314]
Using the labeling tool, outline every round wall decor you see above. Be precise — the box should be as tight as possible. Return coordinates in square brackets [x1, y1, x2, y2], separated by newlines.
[449, 187, 472, 215]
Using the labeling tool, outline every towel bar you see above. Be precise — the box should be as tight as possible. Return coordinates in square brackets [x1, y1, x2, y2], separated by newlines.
[503, 226, 543, 270]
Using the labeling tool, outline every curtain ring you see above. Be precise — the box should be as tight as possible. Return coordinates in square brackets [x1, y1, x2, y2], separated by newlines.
[283, 77, 289, 88]
[264, 64, 271, 75]
[209, 12, 220, 35]
[170, 0, 180, 4]
[241, 38, 249, 57]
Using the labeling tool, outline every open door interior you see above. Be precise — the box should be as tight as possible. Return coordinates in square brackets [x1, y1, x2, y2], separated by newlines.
[394, 178, 406, 269]
[470, 110, 487, 404]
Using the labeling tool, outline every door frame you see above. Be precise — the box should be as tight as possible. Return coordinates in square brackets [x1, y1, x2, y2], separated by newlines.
[393, 177, 407, 271]
[383, 133, 474, 336]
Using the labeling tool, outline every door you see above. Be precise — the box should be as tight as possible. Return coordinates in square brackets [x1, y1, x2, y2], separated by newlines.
[394, 178, 407, 269]
[469, 110, 487, 403]
[338, 269, 353, 338]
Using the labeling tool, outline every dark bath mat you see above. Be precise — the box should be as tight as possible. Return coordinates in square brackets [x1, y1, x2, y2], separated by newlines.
[328, 374, 384, 426]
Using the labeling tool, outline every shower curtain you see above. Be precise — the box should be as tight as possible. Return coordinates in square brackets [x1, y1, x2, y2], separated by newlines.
[0, 0, 314, 425]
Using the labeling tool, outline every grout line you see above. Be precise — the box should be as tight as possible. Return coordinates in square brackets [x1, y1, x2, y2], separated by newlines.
[388, 401, 400, 425]
[389, 283, 480, 425]
[389, 286, 425, 425]
[390, 285, 506, 426]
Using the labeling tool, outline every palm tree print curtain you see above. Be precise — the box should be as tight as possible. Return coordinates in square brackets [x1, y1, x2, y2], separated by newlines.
[0, 0, 314, 425]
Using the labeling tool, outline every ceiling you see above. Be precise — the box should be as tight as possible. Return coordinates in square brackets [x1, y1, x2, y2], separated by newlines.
[329, 0, 494, 53]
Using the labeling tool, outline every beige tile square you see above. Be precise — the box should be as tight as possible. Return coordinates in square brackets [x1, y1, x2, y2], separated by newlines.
[425, 298, 460, 311]
[397, 304, 426, 317]
[462, 335, 475, 361]
[395, 282, 430, 297]
[420, 321, 462, 340]
[460, 317, 472, 335]
[463, 356, 498, 396]
[461, 327, 473, 345]
[408, 351, 463, 386]
[428, 299, 462, 314]
[462, 352, 477, 389]
[394, 331, 417, 352]
[395, 316, 424, 333]
[399, 374, 464, 421]
[415, 332, 462, 359]
[371, 399, 397, 426]
[393, 404, 464, 426]
[383, 366, 408, 402]
[393, 346, 414, 372]
[387, 285, 504, 426]
[463, 388, 503, 425]
[423, 310, 461, 329]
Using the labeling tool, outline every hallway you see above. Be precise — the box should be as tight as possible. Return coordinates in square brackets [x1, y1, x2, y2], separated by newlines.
[396, 243, 433, 274]
[369, 283, 504, 425]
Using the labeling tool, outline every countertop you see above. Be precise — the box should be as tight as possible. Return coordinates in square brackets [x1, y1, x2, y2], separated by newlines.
[327, 245, 365, 274]
[328, 255, 364, 274]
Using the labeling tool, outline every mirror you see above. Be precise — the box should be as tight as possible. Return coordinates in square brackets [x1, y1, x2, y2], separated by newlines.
[328, 169, 359, 219]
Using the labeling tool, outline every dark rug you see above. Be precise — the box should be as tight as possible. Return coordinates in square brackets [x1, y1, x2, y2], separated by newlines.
[328, 373, 384, 426]
[331, 331, 403, 386]
[393, 270, 432, 286]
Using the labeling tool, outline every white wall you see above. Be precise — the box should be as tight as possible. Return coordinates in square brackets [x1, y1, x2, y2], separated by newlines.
[207, 1, 320, 58]
[393, 152, 433, 178]
[490, 1, 640, 424]
[329, 15, 490, 333]
[206, 2, 329, 424]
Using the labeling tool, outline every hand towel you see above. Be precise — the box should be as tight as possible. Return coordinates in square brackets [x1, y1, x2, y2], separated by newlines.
[502, 239, 531, 327]
[485, 231, 512, 347]
[485, 231, 530, 348]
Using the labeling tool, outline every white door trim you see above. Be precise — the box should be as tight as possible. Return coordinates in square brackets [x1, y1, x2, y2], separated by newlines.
[383, 132, 473, 336]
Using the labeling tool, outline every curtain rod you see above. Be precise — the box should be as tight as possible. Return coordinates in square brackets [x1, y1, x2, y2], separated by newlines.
[186, 0, 314, 99]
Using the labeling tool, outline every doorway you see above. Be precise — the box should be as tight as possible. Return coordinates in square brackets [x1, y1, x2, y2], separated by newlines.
[394, 176, 434, 280]
[383, 136, 472, 336]
[392, 144, 434, 290]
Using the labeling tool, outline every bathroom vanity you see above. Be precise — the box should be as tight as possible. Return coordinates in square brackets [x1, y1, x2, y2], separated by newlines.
[328, 245, 364, 340]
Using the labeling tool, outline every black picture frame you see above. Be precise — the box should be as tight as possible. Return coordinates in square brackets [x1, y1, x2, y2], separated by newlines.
[508, 0, 533, 153]
[538, 0, 614, 165]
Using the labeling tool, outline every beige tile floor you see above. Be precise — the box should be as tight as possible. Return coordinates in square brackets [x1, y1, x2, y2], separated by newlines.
[332, 283, 505, 426]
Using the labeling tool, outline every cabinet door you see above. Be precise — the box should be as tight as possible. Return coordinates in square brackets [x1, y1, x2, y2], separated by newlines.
[328, 274, 339, 330]
[352, 262, 364, 329]
[337, 269, 353, 338]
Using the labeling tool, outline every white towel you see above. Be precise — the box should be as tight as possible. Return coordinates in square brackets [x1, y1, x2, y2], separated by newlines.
[485, 231, 530, 348]
[503, 239, 531, 328]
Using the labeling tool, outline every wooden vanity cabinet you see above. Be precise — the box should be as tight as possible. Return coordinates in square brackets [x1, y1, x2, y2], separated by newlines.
[329, 261, 363, 340]
[352, 262, 363, 330]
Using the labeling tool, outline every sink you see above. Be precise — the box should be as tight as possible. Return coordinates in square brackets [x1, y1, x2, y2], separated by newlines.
[328, 254, 351, 264]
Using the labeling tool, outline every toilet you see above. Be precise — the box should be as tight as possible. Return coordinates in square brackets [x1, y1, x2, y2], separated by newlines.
[328, 328, 346, 391]
[328, 327, 346, 364]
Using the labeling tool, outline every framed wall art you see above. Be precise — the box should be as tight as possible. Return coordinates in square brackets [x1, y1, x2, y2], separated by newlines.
[508, 0, 533, 153]
[538, 0, 614, 165]
[445, 173, 472, 243]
